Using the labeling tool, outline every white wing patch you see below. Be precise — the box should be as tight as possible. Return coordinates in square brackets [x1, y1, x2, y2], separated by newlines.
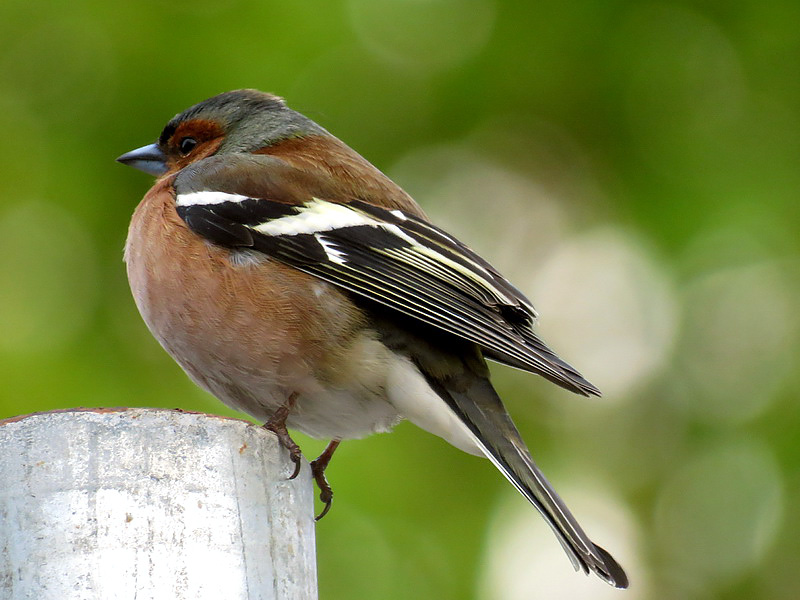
[254, 199, 374, 236]
[178, 193, 528, 313]
[248, 198, 522, 308]
[176, 190, 249, 207]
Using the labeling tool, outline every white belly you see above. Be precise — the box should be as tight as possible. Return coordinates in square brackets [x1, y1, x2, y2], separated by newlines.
[164, 327, 479, 455]
[164, 329, 405, 441]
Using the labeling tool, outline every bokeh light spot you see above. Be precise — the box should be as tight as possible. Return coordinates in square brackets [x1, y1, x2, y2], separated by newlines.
[390, 144, 568, 277]
[347, 0, 496, 74]
[531, 228, 678, 399]
[480, 485, 643, 600]
[612, 3, 747, 177]
[678, 260, 797, 423]
[654, 439, 783, 586]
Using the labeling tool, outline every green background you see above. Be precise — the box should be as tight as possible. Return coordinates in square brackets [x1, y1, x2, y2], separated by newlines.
[1, 1, 798, 598]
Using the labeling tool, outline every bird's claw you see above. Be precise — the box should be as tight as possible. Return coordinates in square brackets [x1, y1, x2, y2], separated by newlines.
[311, 440, 340, 520]
[262, 393, 302, 479]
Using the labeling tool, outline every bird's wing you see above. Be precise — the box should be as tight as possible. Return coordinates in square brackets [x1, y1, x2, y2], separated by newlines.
[173, 158, 599, 396]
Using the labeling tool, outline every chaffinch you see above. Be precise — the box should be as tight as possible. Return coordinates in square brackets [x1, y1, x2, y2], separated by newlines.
[117, 89, 627, 588]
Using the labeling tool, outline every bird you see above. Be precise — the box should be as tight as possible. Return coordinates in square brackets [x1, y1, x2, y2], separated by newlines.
[117, 89, 628, 588]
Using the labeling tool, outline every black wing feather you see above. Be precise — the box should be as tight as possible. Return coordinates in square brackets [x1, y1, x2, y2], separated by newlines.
[176, 193, 599, 396]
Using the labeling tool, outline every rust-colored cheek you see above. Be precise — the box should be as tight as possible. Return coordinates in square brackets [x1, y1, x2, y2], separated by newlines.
[166, 119, 226, 173]
[164, 137, 223, 173]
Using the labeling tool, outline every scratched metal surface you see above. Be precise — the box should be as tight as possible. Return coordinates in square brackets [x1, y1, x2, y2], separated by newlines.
[0, 408, 317, 600]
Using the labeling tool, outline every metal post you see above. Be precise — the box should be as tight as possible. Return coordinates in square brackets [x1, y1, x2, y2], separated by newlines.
[0, 408, 318, 600]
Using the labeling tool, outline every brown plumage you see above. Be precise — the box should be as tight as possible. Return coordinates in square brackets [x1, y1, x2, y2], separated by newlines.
[125, 174, 398, 438]
[118, 89, 627, 588]
[257, 135, 425, 217]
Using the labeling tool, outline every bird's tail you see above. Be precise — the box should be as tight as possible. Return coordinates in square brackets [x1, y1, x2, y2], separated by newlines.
[426, 376, 628, 589]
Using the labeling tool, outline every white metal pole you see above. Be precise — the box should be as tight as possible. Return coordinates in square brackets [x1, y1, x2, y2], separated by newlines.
[0, 408, 318, 600]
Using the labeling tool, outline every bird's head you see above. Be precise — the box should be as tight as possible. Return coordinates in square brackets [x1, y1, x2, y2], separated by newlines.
[117, 89, 326, 177]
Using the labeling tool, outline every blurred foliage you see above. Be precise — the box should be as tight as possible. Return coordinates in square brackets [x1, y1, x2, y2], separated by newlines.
[1, 1, 799, 598]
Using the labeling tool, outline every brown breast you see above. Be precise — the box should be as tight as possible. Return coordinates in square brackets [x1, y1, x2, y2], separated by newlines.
[123, 176, 370, 398]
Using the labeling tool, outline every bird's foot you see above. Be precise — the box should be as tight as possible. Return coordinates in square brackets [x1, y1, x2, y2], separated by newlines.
[263, 392, 302, 479]
[310, 440, 341, 520]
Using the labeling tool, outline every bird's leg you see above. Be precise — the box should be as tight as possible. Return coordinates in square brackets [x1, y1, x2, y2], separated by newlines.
[263, 392, 303, 479]
[310, 439, 341, 520]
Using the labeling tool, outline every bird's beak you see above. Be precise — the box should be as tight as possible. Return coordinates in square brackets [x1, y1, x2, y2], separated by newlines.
[116, 143, 168, 176]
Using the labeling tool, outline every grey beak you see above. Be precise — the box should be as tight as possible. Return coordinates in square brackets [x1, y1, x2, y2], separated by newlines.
[116, 143, 168, 176]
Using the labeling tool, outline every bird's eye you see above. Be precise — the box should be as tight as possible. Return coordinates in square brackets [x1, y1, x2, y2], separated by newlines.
[179, 137, 197, 155]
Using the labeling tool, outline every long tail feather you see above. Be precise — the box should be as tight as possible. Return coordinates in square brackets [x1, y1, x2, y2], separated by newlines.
[426, 375, 628, 589]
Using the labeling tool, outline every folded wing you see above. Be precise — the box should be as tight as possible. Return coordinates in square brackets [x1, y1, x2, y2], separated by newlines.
[174, 158, 600, 397]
